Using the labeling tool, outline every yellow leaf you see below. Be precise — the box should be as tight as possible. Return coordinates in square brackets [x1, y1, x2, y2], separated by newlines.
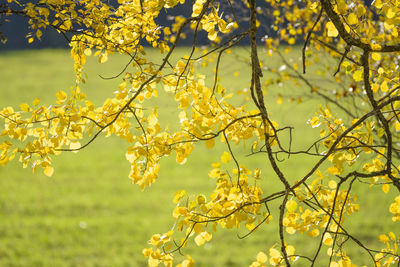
[276, 95, 283, 104]
[180, 256, 194, 267]
[256, 252, 268, 263]
[208, 168, 221, 178]
[309, 116, 320, 128]
[308, 228, 320, 237]
[196, 194, 206, 204]
[36, 29, 42, 40]
[371, 83, 379, 92]
[0, 156, 10, 166]
[347, 13, 358, 25]
[148, 258, 159, 267]
[99, 53, 108, 63]
[178, 111, 187, 122]
[381, 81, 388, 92]
[326, 21, 338, 37]
[378, 234, 389, 243]
[286, 199, 297, 212]
[286, 227, 296, 234]
[208, 29, 217, 41]
[221, 151, 231, 163]
[328, 180, 337, 189]
[328, 166, 342, 175]
[20, 103, 30, 112]
[310, 2, 318, 9]
[144, 91, 152, 99]
[371, 43, 382, 50]
[194, 232, 211, 246]
[269, 247, 281, 265]
[176, 154, 187, 165]
[323, 232, 333, 246]
[32, 98, 40, 106]
[371, 53, 381, 61]
[353, 70, 363, 82]
[372, 0, 383, 8]
[56, 90, 67, 102]
[382, 184, 389, 194]
[44, 166, 54, 177]
[147, 110, 158, 127]
[339, 257, 352, 267]
[205, 139, 215, 149]
[389, 232, 396, 240]
[286, 245, 295, 257]
[173, 206, 188, 218]
[269, 247, 280, 258]
[203, 232, 212, 241]
[386, 8, 395, 19]
[211, 162, 220, 168]
[84, 48, 92, 56]
[69, 141, 81, 153]
[173, 190, 186, 203]
[337, 0, 347, 13]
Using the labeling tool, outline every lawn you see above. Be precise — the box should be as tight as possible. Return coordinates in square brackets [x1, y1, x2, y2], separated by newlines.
[0, 48, 397, 266]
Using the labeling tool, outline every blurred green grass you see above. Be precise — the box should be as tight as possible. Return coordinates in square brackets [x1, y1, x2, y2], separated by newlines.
[0, 48, 397, 266]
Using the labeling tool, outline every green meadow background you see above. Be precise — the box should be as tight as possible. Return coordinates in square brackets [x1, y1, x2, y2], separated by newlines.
[0, 48, 397, 266]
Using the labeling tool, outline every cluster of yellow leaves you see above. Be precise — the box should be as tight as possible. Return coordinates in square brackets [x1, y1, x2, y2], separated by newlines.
[371, 0, 400, 41]
[193, 3, 236, 42]
[389, 195, 400, 222]
[309, 106, 375, 176]
[3, 0, 280, 186]
[0, 87, 128, 173]
[249, 246, 296, 267]
[309, 104, 400, 196]
[143, 162, 266, 266]
[324, 232, 400, 267]
[142, 230, 175, 267]
[0, 56, 275, 193]
[162, 66, 278, 149]
[285, 175, 359, 238]
[265, 0, 319, 46]
[264, 0, 399, 106]
[375, 232, 400, 267]
[18, 0, 182, 84]
[68, 0, 174, 83]
[328, 256, 354, 267]
[309, 106, 400, 198]
[324, 0, 400, 107]
[322, 0, 400, 47]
